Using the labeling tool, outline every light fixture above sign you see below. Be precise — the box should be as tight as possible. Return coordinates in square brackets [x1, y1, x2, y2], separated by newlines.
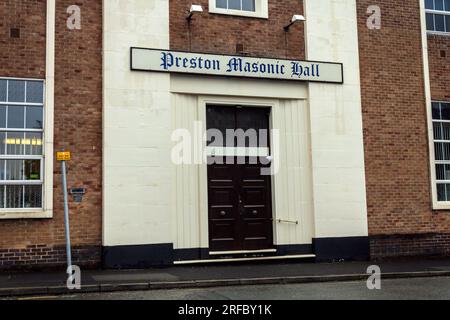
[284, 14, 306, 32]
[130, 48, 344, 84]
[186, 4, 203, 21]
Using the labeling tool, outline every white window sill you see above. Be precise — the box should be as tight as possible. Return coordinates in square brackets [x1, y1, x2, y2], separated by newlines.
[209, 8, 268, 19]
[0, 210, 53, 220]
[433, 202, 450, 210]
[427, 31, 450, 36]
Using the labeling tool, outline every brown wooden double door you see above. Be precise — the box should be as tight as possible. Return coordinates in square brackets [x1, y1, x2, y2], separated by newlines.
[208, 158, 274, 252]
[206, 105, 273, 252]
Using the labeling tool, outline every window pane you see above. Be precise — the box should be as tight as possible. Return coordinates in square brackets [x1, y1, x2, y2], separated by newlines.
[228, 0, 241, 10]
[441, 103, 450, 119]
[5, 185, 23, 208]
[426, 13, 435, 31]
[435, 142, 442, 160]
[7, 105, 25, 128]
[7, 80, 25, 103]
[242, 0, 255, 11]
[446, 15, 450, 32]
[437, 184, 447, 201]
[6, 132, 25, 155]
[443, 142, 450, 160]
[26, 106, 43, 129]
[436, 0, 445, 10]
[435, 142, 450, 160]
[0, 79, 6, 102]
[426, 0, 435, 9]
[0, 185, 4, 209]
[441, 122, 450, 140]
[216, 0, 227, 9]
[26, 81, 43, 104]
[24, 160, 40, 180]
[0, 105, 6, 128]
[24, 185, 42, 208]
[435, 14, 445, 31]
[0, 132, 5, 155]
[432, 102, 441, 119]
[434, 122, 443, 140]
[0, 160, 4, 180]
[445, 0, 450, 10]
[5, 160, 23, 180]
[437, 164, 445, 180]
[436, 163, 450, 180]
[25, 132, 43, 156]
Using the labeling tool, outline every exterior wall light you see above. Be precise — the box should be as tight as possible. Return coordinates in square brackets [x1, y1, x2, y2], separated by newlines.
[284, 14, 306, 32]
[186, 4, 203, 21]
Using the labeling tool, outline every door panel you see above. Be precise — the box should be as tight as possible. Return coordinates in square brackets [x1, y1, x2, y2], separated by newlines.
[208, 163, 240, 251]
[239, 161, 273, 250]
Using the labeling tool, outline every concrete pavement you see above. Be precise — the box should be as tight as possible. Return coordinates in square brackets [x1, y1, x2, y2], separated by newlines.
[1, 258, 450, 298]
[20, 277, 450, 300]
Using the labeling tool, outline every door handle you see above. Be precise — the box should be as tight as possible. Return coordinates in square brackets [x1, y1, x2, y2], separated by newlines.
[238, 195, 243, 215]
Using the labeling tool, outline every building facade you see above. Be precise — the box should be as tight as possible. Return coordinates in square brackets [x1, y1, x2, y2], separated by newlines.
[0, 0, 448, 269]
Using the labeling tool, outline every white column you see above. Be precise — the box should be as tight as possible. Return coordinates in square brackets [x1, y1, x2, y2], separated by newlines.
[44, 0, 55, 217]
[304, 0, 369, 238]
[102, 0, 172, 246]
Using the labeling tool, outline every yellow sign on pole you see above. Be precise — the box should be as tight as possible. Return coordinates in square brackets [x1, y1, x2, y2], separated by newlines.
[57, 151, 71, 161]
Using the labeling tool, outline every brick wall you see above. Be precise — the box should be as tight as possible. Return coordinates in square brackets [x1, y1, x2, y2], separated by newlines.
[0, 0, 103, 270]
[0, 245, 100, 270]
[428, 35, 450, 101]
[370, 233, 450, 258]
[0, 0, 46, 78]
[357, 0, 450, 258]
[170, 0, 305, 60]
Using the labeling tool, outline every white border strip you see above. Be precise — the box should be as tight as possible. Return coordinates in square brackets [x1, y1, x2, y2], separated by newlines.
[174, 254, 316, 265]
[205, 147, 270, 157]
[43, 0, 55, 218]
[209, 249, 277, 255]
[420, 0, 444, 210]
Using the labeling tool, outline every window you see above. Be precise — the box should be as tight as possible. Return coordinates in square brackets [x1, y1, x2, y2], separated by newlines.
[206, 105, 269, 148]
[426, 0, 450, 33]
[216, 0, 255, 12]
[0, 78, 44, 209]
[432, 101, 450, 202]
[209, 0, 268, 18]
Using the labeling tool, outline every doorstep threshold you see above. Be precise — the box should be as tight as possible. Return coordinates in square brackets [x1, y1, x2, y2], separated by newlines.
[209, 249, 277, 256]
[174, 254, 316, 265]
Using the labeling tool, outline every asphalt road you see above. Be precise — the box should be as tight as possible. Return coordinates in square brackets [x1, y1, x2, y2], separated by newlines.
[45, 276, 450, 300]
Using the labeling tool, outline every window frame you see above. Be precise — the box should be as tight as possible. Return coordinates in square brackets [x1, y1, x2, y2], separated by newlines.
[425, 0, 450, 35]
[0, 77, 45, 212]
[208, 0, 268, 19]
[430, 100, 450, 208]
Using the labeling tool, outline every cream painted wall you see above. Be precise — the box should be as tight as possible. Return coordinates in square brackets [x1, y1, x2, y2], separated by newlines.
[171, 76, 313, 250]
[272, 99, 314, 245]
[304, 0, 369, 238]
[103, 0, 172, 246]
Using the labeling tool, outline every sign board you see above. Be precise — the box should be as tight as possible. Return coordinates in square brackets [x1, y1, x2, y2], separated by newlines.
[57, 151, 71, 161]
[131, 48, 344, 84]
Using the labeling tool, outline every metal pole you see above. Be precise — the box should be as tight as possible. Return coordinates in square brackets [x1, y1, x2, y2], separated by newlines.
[61, 160, 72, 275]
